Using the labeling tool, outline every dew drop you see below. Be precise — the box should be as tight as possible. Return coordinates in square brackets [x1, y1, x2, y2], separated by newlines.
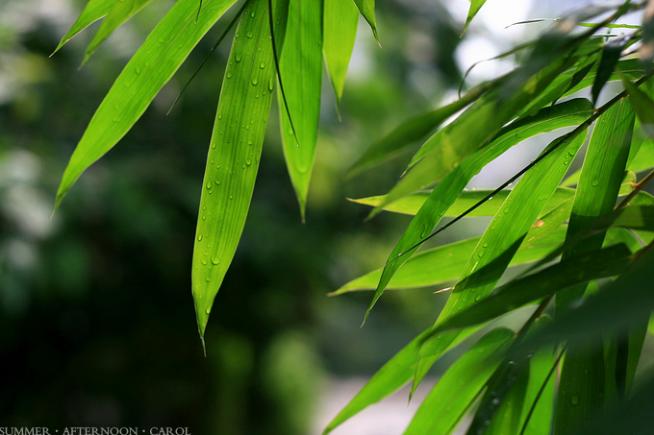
[251, 78, 259, 86]
[197, 234, 203, 242]
[211, 256, 220, 265]
[571, 395, 579, 405]
[205, 307, 211, 314]
[235, 55, 242, 63]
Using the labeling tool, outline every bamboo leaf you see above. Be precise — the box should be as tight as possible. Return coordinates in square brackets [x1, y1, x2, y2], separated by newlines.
[518, 345, 557, 435]
[323, 0, 358, 99]
[365, 100, 591, 318]
[413, 131, 587, 391]
[591, 39, 625, 105]
[431, 244, 633, 333]
[348, 82, 494, 176]
[278, 0, 323, 219]
[403, 328, 514, 435]
[192, 0, 277, 339]
[55, 0, 239, 207]
[463, 0, 487, 33]
[623, 77, 654, 138]
[352, 0, 378, 41]
[350, 188, 574, 217]
[82, 0, 155, 64]
[52, 0, 115, 55]
[556, 99, 635, 433]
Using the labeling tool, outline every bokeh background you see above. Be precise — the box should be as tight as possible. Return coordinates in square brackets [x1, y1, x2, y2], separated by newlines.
[0, 0, 649, 434]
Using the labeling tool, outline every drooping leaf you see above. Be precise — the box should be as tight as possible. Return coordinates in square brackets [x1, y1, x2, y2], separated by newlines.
[591, 39, 625, 105]
[365, 99, 591, 318]
[352, 0, 378, 41]
[55, 0, 239, 207]
[278, 0, 323, 219]
[403, 328, 514, 435]
[192, 0, 278, 339]
[623, 77, 654, 138]
[556, 99, 635, 433]
[413, 130, 587, 391]
[323, 0, 358, 99]
[463, 0, 487, 34]
[52, 0, 115, 55]
[348, 81, 494, 176]
[82, 0, 155, 64]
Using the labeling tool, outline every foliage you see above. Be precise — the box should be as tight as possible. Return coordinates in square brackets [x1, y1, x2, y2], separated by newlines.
[53, 0, 654, 433]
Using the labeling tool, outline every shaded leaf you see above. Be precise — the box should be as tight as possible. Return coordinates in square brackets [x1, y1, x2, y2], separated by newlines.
[623, 77, 654, 138]
[591, 39, 625, 105]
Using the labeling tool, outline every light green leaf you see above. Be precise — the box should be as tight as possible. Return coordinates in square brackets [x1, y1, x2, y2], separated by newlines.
[431, 244, 632, 333]
[192, 0, 277, 339]
[323, 0, 358, 99]
[519, 345, 556, 435]
[332, 201, 574, 295]
[414, 130, 587, 391]
[52, 0, 115, 55]
[353, 0, 378, 41]
[82, 0, 155, 64]
[365, 99, 591, 318]
[56, 0, 238, 206]
[463, 0, 487, 33]
[403, 328, 514, 435]
[278, 0, 323, 219]
[350, 188, 574, 217]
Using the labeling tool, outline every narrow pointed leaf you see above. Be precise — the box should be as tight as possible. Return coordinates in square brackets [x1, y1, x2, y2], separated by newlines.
[556, 99, 634, 433]
[348, 82, 494, 175]
[623, 77, 654, 138]
[366, 100, 591, 317]
[52, 0, 114, 55]
[192, 0, 278, 338]
[56, 0, 239, 206]
[323, 0, 358, 99]
[403, 328, 514, 435]
[463, 0, 487, 33]
[352, 0, 378, 41]
[413, 131, 587, 390]
[83, 0, 154, 64]
[278, 0, 323, 219]
[591, 40, 625, 105]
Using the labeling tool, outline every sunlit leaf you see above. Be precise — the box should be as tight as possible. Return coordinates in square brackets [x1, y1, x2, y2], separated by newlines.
[52, 0, 115, 55]
[82, 0, 155, 64]
[353, 0, 378, 41]
[192, 0, 278, 339]
[56, 0, 239, 207]
[278, 0, 323, 219]
[323, 0, 358, 99]
[463, 0, 487, 34]
[623, 77, 654, 138]
[404, 328, 514, 435]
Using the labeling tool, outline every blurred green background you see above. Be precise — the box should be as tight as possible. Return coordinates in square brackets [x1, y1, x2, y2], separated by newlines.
[4, 1, 644, 434]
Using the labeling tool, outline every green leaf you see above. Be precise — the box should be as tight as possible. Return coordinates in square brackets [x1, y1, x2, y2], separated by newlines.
[413, 130, 587, 391]
[623, 77, 654, 138]
[332, 201, 574, 295]
[463, 0, 487, 33]
[513, 245, 654, 365]
[278, 0, 323, 219]
[323, 0, 358, 99]
[82, 0, 155, 65]
[431, 244, 632, 333]
[192, 0, 277, 339]
[352, 0, 378, 41]
[403, 328, 514, 435]
[365, 99, 591, 317]
[52, 0, 115, 55]
[556, 99, 635, 433]
[591, 40, 625, 105]
[55, 0, 239, 207]
[519, 345, 557, 435]
[350, 188, 574, 217]
[348, 82, 494, 176]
